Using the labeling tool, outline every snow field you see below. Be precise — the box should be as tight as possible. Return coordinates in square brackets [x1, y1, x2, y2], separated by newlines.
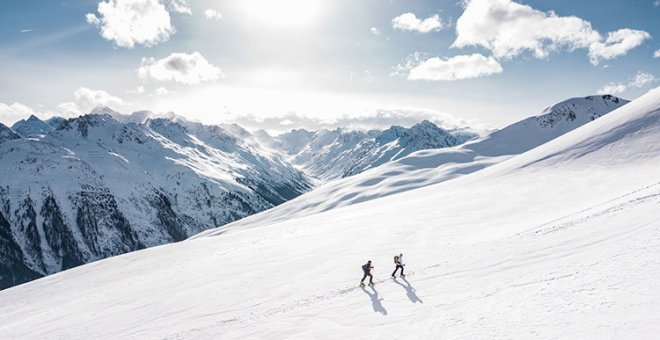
[0, 89, 658, 338]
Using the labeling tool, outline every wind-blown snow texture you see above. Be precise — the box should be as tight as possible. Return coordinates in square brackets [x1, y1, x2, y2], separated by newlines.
[0, 90, 657, 338]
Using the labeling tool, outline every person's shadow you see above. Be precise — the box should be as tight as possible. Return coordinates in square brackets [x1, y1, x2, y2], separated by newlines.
[361, 285, 388, 315]
[394, 277, 423, 304]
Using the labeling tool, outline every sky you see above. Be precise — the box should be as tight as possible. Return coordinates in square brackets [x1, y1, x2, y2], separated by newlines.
[0, 0, 658, 132]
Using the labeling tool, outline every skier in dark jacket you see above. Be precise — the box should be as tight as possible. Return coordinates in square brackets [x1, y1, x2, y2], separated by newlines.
[360, 260, 374, 286]
[391, 253, 405, 278]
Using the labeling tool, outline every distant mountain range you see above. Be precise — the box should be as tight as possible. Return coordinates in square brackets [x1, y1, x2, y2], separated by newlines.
[258, 120, 475, 180]
[1, 89, 656, 338]
[203, 94, 630, 232]
[0, 109, 474, 289]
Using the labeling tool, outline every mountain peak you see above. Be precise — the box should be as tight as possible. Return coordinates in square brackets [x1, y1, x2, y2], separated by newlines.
[586, 94, 624, 104]
[535, 94, 629, 129]
[56, 113, 122, 138]
[11, 115, 52, 137]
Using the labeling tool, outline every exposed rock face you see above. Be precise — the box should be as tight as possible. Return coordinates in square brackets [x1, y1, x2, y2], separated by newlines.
[0, 113, 312, 290]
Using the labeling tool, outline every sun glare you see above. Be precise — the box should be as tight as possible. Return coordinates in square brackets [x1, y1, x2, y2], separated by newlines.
[240, 0, 323, 27]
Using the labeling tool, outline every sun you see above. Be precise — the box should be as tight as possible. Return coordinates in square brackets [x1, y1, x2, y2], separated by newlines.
[239, 0, 324, 27]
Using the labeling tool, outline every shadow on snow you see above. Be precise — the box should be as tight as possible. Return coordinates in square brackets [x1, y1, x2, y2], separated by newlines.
[361, 285, 388, 315]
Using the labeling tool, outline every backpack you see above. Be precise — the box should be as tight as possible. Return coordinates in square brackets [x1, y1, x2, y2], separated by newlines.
[393, 255, 399, 264]
[362, 264, 368, 271]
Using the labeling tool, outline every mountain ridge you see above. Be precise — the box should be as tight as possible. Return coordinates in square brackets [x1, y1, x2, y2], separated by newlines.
[0, 94, 630, 290]
[0, 90, 657, 338]
[0, 112, 312, 289]
[200, 94, 630, 233]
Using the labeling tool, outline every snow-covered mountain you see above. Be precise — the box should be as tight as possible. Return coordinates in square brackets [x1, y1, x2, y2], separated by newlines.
[0, 113, 312, 289]
[0, 110, 481, 290]
[0, 123, 21, 144]
[0, 95, 627, 290]
[45, 116, 67, 129]
[10, 115, 54, 137]
[213, 94, 629, 229]
[270, 120, 474, 180]
[0, 89, 657, 338]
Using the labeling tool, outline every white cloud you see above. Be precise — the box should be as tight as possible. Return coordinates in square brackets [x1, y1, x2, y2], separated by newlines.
[407, 54, 502, 81]
[453, 0, 650, 65]
[655, 0, 660, 7]
[597, 71, 655, 95]
[391, 52, 426, 77]
[56, 87, 126, 117]
[0, 102, 35, 126]
[1, 88, 128, 125]
[654, 49, 660, 58]
[85, 13, 101, 25]
[139, 52, 224, 85]
[392, 13, 444, 33]
[369, 27, 381, 36]
[63, 87, 126, 115]
[56, 101, 83, 117]
[588, 29, 651, 65]
[232, 109, 482, 134]
[596, 84, 627, 95]
[127, 86, 146, 94]
[86, 0, 175, 48]
[204, 9, 222, 20]
[74, 87, 125, 108]
[629, 72, 655, 87]
[154, 87, 170, 95]
[167, 0, 191, 14]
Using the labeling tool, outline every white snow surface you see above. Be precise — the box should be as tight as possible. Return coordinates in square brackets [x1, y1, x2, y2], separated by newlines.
[208, 94, 629, 229]
[0, 90, 658, 339]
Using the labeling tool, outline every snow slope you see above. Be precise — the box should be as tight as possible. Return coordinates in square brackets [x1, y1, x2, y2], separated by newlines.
[0, 111, 474, 290]
[0, 89, 657, 338]
[0, 123, 20, 144]
[210, 94, 629, 230]
[0, 113, 311, 289]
